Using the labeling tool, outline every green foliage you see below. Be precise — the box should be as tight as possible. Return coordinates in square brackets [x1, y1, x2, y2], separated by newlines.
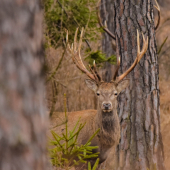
[88, 158, 99, 170]
[43, 0, 118, 84]
[43, 0, 99, 49]
[43, 0, 117, 75]
[49, 94, 100, 169]
[85, 50, 117, 67]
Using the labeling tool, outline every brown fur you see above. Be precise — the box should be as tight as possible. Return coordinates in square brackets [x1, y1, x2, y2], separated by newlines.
[49, 80, 129, 167]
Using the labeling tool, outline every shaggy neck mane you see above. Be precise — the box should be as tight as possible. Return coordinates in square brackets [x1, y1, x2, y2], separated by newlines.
[95, 109, 120, 146]
[101, 111, 114, 131]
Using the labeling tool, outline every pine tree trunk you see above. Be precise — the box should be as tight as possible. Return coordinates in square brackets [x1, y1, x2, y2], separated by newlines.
[113, 0, 165, 169]
[100, 0, 116, 82]
[0, 0, 48, 170]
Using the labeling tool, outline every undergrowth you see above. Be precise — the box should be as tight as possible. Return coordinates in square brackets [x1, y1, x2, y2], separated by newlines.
[49, 94, 100, 170]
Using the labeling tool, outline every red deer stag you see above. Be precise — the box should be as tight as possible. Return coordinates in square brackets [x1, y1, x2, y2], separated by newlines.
[50, 28, 148, 167]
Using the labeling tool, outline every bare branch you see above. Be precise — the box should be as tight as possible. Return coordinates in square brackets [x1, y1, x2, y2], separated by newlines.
[154, 0, 161, 30]
[96, 0, 116, 40]
[112, 57, 120, 81]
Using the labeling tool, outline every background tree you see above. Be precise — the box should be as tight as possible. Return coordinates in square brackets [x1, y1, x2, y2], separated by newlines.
[0, 0, 48, 170]
[111, 0, 165, 169]
[100, 0, 116, 82]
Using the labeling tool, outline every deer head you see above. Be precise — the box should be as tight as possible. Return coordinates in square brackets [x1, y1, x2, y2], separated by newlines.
[66, 28, 148, 114]
[85, 79, 130, 113]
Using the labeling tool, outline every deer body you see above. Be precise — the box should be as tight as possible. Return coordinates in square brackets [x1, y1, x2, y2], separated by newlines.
[50, 107, 120, 163]
[50, 81, 131, 164]
[50, 28, 148, 167]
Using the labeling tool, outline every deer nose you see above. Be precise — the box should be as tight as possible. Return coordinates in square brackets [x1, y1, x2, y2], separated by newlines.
[103, 103, 111, 110]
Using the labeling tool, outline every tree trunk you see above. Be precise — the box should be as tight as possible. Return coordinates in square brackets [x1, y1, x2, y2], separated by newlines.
[0, 0, 48, 170]
[113, 0, 165, 170]
[100, 0, 116, 82]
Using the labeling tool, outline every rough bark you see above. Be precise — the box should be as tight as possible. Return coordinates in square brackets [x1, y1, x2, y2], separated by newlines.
[113, 0, 165, 170]
[0, 0, 48, 170]
[100, 0, 116, 82]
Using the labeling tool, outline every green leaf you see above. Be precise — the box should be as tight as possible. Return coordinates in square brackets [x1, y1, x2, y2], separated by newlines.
[85, 51, 117, 67]
[92, 158, 99, 170]
[88, 162, 92, 170]
[85, 128, 100, 146]
[107, 55, 117, 64]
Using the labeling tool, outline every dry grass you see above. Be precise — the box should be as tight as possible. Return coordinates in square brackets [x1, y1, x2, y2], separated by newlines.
[45, 46, 98, 112]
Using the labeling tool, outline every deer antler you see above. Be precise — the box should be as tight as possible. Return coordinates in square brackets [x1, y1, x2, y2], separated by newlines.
[114, 30, 148, 83]
[66, 28, 101, 83]
[96, 0, 116, 40]
[154, 0, 160, 30]
[113, 57, 120, 81]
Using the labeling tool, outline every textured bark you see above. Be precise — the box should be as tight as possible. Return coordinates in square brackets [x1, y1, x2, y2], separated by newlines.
[113, 0, 165, 170]
[100, 0, 116, 82]
[0, 0, 48, 170]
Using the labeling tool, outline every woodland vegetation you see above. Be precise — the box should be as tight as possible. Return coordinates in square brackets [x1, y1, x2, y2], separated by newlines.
[0, 0, 170, 170]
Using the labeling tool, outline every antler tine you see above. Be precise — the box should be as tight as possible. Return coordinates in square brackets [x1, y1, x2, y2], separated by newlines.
[113, 57, 120, 81]
[138, 33, 148, 62]
[72, 28, 86, 70]
[67, 28, 97, 82]
[67, 28, 84, 67]
[78, 27, 84, 52]
[154, 0, 160, 30]
[115, 30, 148, 83]
[93, 60, 102, 81]
[89, 64, 99, 81]
[73, 28, 79, 51]
[96, 0, 116, 40]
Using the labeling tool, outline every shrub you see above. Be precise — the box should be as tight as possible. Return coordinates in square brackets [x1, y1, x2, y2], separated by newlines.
[48, 94, 100, 170]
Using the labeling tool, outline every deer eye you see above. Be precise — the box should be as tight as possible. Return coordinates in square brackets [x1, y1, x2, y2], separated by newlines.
[96, 92, 100, 96]
[114, 92, 118, 96]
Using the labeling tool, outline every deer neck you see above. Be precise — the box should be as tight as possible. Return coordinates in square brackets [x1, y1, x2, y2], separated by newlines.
[95, 105, 120, 146]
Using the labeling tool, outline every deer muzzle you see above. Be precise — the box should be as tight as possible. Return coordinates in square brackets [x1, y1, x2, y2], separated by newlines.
[102, 102, 112, 112]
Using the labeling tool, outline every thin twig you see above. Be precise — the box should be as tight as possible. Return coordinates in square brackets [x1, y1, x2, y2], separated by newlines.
[49, 81, 58, 117]
[46, 48, 66, 83]
[156, 18, 170, 33]
[159, 46, 170, 60]
[154, 0, 161, 30]
[158, 36, 168, 55]
[96, 0, 116, 40]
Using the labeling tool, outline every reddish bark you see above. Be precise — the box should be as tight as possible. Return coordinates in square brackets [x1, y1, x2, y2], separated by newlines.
[0, 0, 48, 170]
[113, 0, 165, 169]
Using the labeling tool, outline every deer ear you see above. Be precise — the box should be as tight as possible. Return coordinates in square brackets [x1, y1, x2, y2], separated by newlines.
[117, 79, 130, 93]
[85, 79, 98, 92]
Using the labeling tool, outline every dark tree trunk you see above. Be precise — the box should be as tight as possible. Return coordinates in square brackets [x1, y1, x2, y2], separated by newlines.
[113, 0, 165, 170]
[0, 0, 48, 170]
[100, 0, 116, 82]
